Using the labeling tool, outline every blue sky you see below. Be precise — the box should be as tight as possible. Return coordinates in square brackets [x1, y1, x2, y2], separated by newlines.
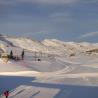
[0, 0, 98, 42]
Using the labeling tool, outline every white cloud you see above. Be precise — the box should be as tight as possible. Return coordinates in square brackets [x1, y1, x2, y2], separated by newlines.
[80, 31, 98, 38]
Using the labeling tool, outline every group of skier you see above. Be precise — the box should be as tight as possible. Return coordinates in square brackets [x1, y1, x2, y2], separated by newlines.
[9, 49, 24, 60]
[9, 50, 41, 61]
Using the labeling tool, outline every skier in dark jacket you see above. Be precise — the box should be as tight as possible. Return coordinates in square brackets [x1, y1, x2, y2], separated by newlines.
[10, 50, 13, 59]
[21, 49, 24, 60]
[4, 90, 9, 98]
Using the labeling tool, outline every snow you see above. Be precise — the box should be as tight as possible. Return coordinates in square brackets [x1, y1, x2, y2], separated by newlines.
[6, 37, 48, 53]
[1, 36, 98, 98]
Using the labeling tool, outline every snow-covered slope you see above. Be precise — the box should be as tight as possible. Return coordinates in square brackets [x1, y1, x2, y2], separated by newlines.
[1, 35, 98, 57]
[1, 55, 98, 98]
[1, 35, 98, 98]
[42, 39, 98, 56]
[6, 37, 48, 53]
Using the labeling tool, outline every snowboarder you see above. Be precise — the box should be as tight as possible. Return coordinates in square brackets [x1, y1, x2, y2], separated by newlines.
[21, 49, 24, 60]
[4, 90, 9, 98]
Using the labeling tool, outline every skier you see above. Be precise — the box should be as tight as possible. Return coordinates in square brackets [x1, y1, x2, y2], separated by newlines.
[10, 50, 13, 59]
[4, 90, 9, 98]
[21, 49, 24, 60]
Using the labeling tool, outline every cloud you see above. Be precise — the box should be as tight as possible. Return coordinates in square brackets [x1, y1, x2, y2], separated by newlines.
[24, 31, 50, 36]
[0, 0, 78, 6]
[32, 0, 77, 5]
[50, 12, 73, 22]
[80, 31, 98, 39]
[79, 0, 98, 4]
[50, 12, 71, 18]
[1, 0, 98, 7]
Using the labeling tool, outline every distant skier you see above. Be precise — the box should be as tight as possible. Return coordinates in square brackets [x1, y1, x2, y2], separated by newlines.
[21, 49, 25, 60]
[4, 90, 9, 98]
[10, 50, 13, 59]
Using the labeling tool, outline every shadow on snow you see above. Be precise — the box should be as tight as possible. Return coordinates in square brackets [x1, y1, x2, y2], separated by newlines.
[0, 75, 98, 98]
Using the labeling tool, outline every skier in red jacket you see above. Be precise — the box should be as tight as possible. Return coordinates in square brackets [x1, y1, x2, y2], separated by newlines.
[4, 90, 9, 98]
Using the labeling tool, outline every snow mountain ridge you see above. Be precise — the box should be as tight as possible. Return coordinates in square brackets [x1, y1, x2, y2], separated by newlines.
[0, 35, 98, 56]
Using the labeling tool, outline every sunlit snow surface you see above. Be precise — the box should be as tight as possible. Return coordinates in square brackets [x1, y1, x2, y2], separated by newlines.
[1, 36, 98, 98]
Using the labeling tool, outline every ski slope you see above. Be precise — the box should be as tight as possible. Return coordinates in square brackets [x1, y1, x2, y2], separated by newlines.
[1, 55, 98, 98]
[1, 36, 98, 98]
